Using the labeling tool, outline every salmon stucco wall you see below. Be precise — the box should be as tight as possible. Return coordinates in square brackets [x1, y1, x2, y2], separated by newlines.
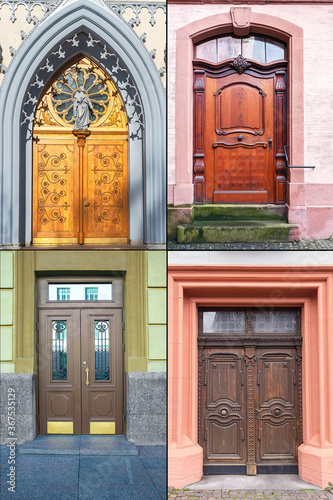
[168, 3, 333, 238]
[168, 260, 333, 489]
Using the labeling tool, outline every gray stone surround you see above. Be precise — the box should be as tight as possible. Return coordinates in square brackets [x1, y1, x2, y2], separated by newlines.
[0, 372, 166, 445]
[0, 373, 36, 445]
[126, 372, 166, 446]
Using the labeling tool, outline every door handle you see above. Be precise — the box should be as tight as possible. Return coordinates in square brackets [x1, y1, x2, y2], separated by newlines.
[83, 197, 90, 212]
[85, 367, 89, 386]
[268, 137, 273, 150]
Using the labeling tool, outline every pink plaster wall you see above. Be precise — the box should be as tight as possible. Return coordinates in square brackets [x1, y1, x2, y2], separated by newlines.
[168, 4, 333, 238]
[168, 266, 333, 488]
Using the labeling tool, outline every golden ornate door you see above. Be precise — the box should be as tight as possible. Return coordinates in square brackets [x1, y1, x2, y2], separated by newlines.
[33, 58, 128, 245]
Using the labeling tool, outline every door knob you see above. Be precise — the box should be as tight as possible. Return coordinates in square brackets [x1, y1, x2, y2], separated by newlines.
[237, 135, 244, 141]
[269, 137, 273, 150]
[85, 367, 90, 386]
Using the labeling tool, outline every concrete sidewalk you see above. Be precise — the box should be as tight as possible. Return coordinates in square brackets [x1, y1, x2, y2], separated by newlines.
[168, 475, 332, 500]
[0, 436, 166, 499]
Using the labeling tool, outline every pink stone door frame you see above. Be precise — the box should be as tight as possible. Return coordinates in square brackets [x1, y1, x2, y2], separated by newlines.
[172, 9, 305, 226]
[168, 267, 333, 488]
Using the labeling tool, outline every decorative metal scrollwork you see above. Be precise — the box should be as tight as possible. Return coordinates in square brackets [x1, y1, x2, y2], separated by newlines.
[52, 320, 66, 338]
[93, 149, 124, 225]
[37, 150, 69, 225]
[95, 321, 109, 334]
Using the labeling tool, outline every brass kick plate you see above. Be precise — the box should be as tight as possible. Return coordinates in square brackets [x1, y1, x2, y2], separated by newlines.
[90, 422, 115, 434]
[47, 422, 74, 434]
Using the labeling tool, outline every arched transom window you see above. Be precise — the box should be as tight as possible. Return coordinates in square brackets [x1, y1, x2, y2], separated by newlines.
[195, 35, 286, 64]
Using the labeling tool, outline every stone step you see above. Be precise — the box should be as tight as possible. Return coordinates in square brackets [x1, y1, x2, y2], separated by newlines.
[177, 220, 300, 243]
[192, 204, 287, 221]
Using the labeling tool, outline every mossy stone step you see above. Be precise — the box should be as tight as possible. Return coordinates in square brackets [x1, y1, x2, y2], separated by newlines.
[177, 220, 300, 243]
[193, 204, 286, 221]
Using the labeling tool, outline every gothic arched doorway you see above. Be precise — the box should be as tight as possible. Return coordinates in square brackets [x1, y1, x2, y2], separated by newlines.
[32, 57, 128, 245]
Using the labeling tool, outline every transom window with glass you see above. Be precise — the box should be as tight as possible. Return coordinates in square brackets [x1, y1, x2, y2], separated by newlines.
[200, 308, 300, 335]
[195, 35, 286, 64]
[48, 283, 112, 301]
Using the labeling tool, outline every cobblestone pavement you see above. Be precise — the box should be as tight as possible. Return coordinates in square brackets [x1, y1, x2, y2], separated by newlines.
[168, 240, 333, 250]
[168, 489, 333, 499]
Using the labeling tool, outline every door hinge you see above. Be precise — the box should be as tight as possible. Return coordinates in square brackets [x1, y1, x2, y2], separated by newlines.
[36, 322, 39, 332]
[122, 321, 125, 331]
[122, 342, 125, 352]
[36, 344, 39, 353]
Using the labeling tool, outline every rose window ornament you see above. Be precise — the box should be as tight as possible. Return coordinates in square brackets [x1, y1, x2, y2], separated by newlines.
[51, 65, 111, 128]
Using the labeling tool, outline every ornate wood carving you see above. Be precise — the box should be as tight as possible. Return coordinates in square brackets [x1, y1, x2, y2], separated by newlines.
[215, 82, 266, 136]
[193, 70, 206, 203]
[275, 71, 287, 204]
[245, 347, 256, 475]
[230, 55, 251, 74]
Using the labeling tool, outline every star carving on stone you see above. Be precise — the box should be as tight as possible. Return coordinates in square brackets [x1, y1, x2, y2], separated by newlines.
[230, 55, 251, 74]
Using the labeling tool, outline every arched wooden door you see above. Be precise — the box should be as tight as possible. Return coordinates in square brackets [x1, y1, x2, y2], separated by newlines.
[33, 57, 128, 245]
[193, 36, 287, 205]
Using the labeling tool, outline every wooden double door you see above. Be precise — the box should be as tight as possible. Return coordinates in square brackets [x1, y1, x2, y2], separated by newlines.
[198, 308, 302, 474]
[38, 296, 123, 435]
[33, 134, 128, 245]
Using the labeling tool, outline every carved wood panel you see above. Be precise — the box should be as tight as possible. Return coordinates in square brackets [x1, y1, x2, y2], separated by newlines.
[255, 349, 301, 463]
[199, 349, 246, 462]
[85, 141, 128, 241]
[33, 140, 79, 242]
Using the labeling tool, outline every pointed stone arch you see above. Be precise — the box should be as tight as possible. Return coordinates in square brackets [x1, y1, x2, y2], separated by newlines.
[0, 0, 166, 245]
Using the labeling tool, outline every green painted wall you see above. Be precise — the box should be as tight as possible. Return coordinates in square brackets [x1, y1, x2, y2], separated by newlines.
[0, 251, 15, 372]
[0, 250, 166, 374]
[147, 251, 167, 372]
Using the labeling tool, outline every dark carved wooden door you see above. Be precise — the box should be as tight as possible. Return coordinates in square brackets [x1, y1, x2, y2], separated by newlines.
[193, 38, 287, 205]
[198, 308, 302, 474]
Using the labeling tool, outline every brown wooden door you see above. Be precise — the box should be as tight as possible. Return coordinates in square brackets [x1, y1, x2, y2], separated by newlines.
[199, 348, 247, 463]
[38, 308, 123, 435]
[198, 308, 302, 474]
[208, 74, 274, 203]
[81, 309, 123, 435]
[193, 60, 287, 205]
[255, 349, 301, 466]
[199, 346, 301, 473]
